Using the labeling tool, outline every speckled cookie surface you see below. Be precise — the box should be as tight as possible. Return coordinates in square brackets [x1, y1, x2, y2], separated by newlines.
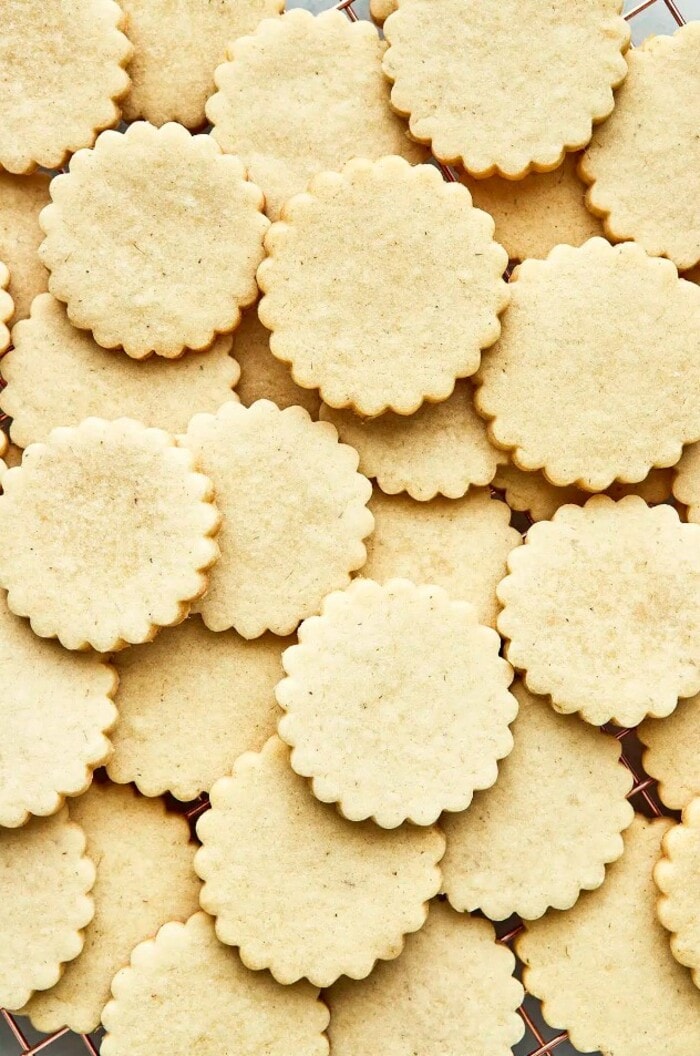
[640, 694, 700, 811]
[232, 308, 320, 417]
[655, 797, 700, 988]
[0, 172, 50, 321]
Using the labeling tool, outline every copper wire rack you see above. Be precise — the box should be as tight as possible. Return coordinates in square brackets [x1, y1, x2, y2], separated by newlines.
[0, 0, 697, 1052]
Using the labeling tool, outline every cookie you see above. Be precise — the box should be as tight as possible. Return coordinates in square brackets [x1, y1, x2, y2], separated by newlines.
[476, 239, 700, 490]
[206, 9, 424, 220]
[327, 899, 524, 1056]
[101, 912, 329, 1056]
[382, 0, 629, 177]
[107, 615, 286, 801]
[0, 294, 239, 447]
[580, 23, 700, 271]
[0, 431, 7, 482]
[518, 815, 700, 1056]
[182, 400, 373, 639]
[277, 578, 516, 828]
[0, 417, 220, 652]
[441, 682, 633, 920]
[22, 782, 200, 1034]
[0, 0, 131, 174]
[369, 0, 397, 23]
[258, 157, 508, 416]
[40, 121, 269, 359]
[232, 308, 320, 417]
[655, 797, 700, 987]
[119, 0, 283, 128]
[0, 809, 94, 1010]
[673, 442, 700, 522]
[0, 172, 50, 321]
[0, 261, 14, 353]
[319, 383, 501, 499]
[639, 694, 700, 811]
[362, 489, 521, 629]
[498, 496, 700, 727]
[195, 735, 444, 986]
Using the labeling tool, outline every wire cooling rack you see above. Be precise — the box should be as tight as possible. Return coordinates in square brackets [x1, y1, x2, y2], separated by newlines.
[0, 0, 697, 1053]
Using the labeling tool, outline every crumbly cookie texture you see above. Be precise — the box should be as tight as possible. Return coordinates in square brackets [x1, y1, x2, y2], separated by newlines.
[0, 172, 50, 321]
[196, 735, 444, 987]
[476, 239, 700, 491]
[259, 157, 508, 416]
[382, 0, 629, 177]
[40, 121, 269, 359]
[498, 496, 700, 727]
[655, 797, 700, 988]
[580, 23, 700, 271]
[0, 417, 220, 652]
[232, 308, 320, 417]
[639, 694, 700, 811]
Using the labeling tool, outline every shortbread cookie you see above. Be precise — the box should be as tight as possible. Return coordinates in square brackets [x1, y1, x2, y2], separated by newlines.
[498, 496, 700, 726]
[119, 0, 284, 128]
[327, 900, 524, 1056]
[196, 735, 444, 986]
[673, 443, 700, 522]
[362, 489, 521, 628]
[22, 783, 200, 1034]
[0, 417, 220, 652]
[40, 121, 269, 359]
[518, 816, 700, 1056]
[319, 383, 501, 498]
[580, 23, 700, 271]
[107, 616, 286, 801]
[441, 682, 633, 920]
[0, 172, 50, 321]
[101, 912, 328, 1056]
[207, 9, 424, 220]
[476, 239, 700, 490]
[233, 308, 320, 417]
[259, 157, 508, 416]
[183, 401, 372, 638]
[1, 295, 239, 447]
[277, 578, 516, 828]
[640, 694, 700, 811]
[0, 261, 14, 353]
[655, 798, 700, 987]
[369, 0, 396, 23]
[0, 0, 131, 174]
[382, 0, 629, 177]
[0, 809, 94, 1010]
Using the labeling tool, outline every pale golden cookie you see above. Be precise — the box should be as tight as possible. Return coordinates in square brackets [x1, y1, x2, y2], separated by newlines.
[119, 0, 284, 128]
[258, 157, 508, 416]
[0, 261, 14, 353]
[640, 694, 700, 811]
[327, 900, 524, 1056]
[580, 23, 700, 271]
[0, 809, 94, 1010]
[22, 783, 200, 1034]
[0, 0, 131, 174]
[369, 0, 397, 23]
[656, 797, 700, 988]
[362, 489, 521, 628]
[319, 383, 501, 499]
[518, 815, 700, 1056]
[107, 616, 286, 801]
[233, 308, 320, 417]
[383, 0, 629, 177]
[673, 442, 700, 522]
[196, 735, 444, 987]
[183, 400, 372, 639]
[498, 496, 700, 727]
[207, 9, 424, 220]
[1, 294, 239, 447]
[277, 578, 516, 828]
[40, 121, 269, 359]
[441, 682, 633, 920]
[477, 239, 700, 490]
[0, 417, 220, 652]
[0, 172, 50, 321]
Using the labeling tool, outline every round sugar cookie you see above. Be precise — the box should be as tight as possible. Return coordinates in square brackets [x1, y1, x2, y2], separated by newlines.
[119, 0, 284, 128]
[0, 295, 239, 447]
[277, 578, 516, 828]
[319, 383, 501, 499]
[476, 239, 700, 490]
[0, 809, 94, 1010]
[233, 308, 320, 417]
[498, 496, 700, 726]
[640, 694, 700, 811]
[362, 489, 521, 629]
[441, 682, 633, 921]
[258, 157, 508, 416]
[327, 900, 524, 1056]
[382, 0, 629, 177]
[518, 815, 700, 1056]
[195, 735, 444, 987]
[107, 616, 286, 801]
[656, 798, 700, 988]
[0, 0, 131, 174]
[0, 417, 220, 652]
[580, 23, 700, 271]
[206, 9, 424, 221]
[183, 400, 373, 639]
[40, 121, 269, 359]
[0, 172, 50, 321]
[22, 782, 200, 1035]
